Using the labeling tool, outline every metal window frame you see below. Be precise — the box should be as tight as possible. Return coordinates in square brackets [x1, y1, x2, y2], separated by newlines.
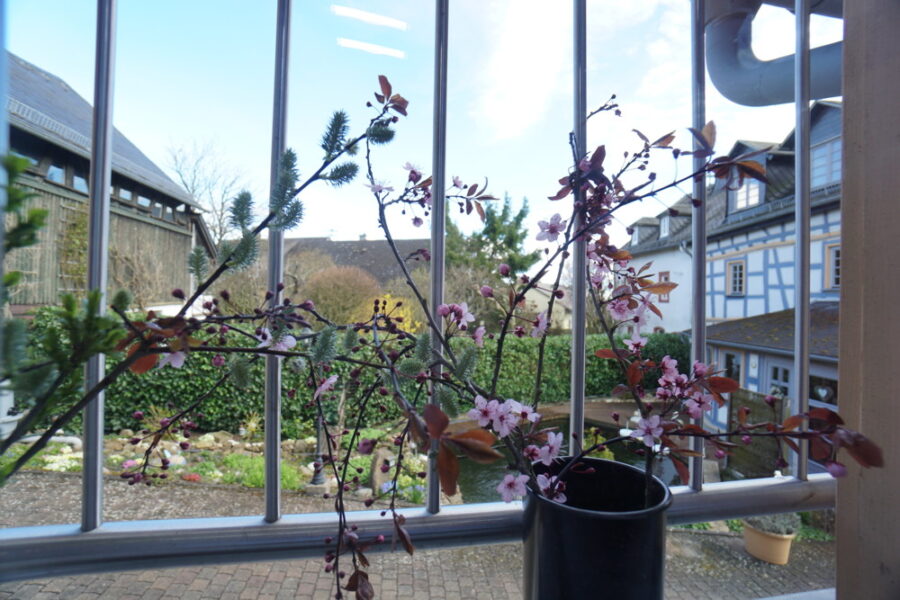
[0, 0, 828, 583]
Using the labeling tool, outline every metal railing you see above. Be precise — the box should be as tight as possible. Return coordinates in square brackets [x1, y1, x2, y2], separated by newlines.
[0, 0, 826, 583]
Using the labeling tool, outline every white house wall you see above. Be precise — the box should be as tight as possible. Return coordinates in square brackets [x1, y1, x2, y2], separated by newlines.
[633, 246, 694, 333]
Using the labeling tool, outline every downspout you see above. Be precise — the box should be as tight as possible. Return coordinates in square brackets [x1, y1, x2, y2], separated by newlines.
[706, 0, 842, 106]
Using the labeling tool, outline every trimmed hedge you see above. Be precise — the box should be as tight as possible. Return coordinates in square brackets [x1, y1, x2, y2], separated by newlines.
[24, 307, 689, 435]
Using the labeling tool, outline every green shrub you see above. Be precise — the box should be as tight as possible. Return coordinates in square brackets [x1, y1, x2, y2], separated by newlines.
[220, 454, 302, 490]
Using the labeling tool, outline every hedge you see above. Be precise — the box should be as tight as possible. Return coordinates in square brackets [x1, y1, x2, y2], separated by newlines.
[24, 308, 689, 435]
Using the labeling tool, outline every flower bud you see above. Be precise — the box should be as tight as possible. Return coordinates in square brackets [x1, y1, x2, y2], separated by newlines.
[499, 263, 510, 276]
[132, 410, 144, 420]
[171, 288, 185, 300]
[480, 285, 494, 298]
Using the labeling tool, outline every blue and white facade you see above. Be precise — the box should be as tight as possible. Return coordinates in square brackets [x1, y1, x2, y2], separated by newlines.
[627, 102, 843, 429]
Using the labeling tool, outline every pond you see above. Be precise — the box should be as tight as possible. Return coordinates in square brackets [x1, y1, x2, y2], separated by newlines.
[455, 418, 680, 504]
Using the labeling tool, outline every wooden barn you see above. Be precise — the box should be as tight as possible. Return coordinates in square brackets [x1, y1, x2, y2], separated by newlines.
[4, 52, 215, 314]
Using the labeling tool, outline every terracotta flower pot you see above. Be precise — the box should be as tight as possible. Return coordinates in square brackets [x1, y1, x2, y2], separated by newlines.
[742, 522, 797, 565]
[522, 457, 672, 600]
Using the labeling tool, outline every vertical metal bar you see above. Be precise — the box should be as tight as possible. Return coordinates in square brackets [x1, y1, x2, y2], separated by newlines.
[792, 0, 811, 481]
[0, 0, 8, 311]
[264, 0, 291, 523]
[569, 0, 587, 455]
[427, 0, 449, 515]
[83, 0, 116, 532]
[689, 0, 707, 492]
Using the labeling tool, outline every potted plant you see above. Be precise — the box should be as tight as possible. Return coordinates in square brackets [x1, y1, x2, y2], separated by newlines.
[742, 512, 802, 565]
[0, 77, 882, 600]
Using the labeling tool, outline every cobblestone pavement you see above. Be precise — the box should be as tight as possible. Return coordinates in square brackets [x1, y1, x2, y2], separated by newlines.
[0, 473, 834, 599]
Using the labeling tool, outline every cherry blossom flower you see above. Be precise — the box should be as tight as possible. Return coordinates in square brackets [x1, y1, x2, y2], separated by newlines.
[523, 445, 541, 461]
[366, 181, 394, 194]
[684, 391, 714, 419]
[631, 415, 663, 447]
[257, 328, 297, 352]
[659, 355, 679, 379]
[536, 214, 567, 242]
[452, 175, 464, 188]
[473, 326, 486, 348]
[412, 216, 424, 227]
[437, 304, 452, 317]
[456, 302, 475, 330]
[492, 407, 516, 438]
[402, 162, 422, 183]
[692, 360, 709, 378]
[158, 351, 186, 369]
[608, 298, 631, 321]
[314, 375, 339, 401]
[531, 311, 549, 338]
[496, 473, 529, 502]
[467, 395, 500, 428]
[625, 330, 648, 353]
[537, 473, 567, 504]
[513, 325, 526, 338]
[121, 459, 138, 469]
[538, 431, 563, 465]
[504, 399, 540, 424]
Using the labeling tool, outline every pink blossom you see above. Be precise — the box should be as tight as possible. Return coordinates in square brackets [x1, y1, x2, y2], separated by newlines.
[625, 330, 648, 353]
[536, 214, 567, 242]
[513, 325, 526, 338]
[212, 354, 226, 367]
[121, 459, 138, 469]
[498, 263, 511, 276]
[314, 375, 339, 401]
[504, 399, 539, 424]
[531, 311, 549, 338]
[631, 415, 663, 447]
[496, 473, 529, 502]
[480, 285, 494, 298]
[492, 408, 516, 438]
[257, 328, 297, 352]
[366, 181, 394, 194]
[538, 431, 563, 466]
[403, 162, 422, 183]
[412, 216, 424, 227]
[692, 360, 709, 378]
[467, 395, 499, 428]
[684, 391, 714, 419]
[437, 304, 452, 317]
[608, 298, 632, 321]
[523, 445, 541, 461]
[456, 302, 475, 330]
[659, 355, 679, 379]
[825, 461, 848, 477]
[452, 175, 464, 188]
[537, 473, 567, 504]
[473, 326, 486, 348]
[590, 264, 609, 288]
[158, 351, 186, 369]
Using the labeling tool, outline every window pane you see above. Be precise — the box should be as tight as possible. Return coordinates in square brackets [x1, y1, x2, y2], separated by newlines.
[152, 202, 163, 218]
[73, 169, 89, 194]
[137, 195, 152, 209]
[47, 163, 65, 184]
[119, 188, 133, 201]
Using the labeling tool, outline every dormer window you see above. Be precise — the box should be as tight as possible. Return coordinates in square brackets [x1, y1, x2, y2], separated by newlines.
[811, 137, 841, 187]
[659, 216, 670, 238]
[731, 180, 761, 212]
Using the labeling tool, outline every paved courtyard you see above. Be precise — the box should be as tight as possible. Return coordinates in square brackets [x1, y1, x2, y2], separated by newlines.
[0, 472, 835, 599]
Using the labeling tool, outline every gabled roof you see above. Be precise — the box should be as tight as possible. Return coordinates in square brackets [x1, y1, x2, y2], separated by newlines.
[706, 301, 839, 359]
[780, 100, 843, 151]
[6, 52, 196, 207]
[285, 237, 432, 285]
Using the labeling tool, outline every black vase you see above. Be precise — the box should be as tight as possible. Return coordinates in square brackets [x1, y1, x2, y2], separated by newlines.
[522, 457, 672, 600]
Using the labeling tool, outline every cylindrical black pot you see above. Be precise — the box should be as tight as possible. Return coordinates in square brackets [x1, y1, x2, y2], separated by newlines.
[523, 457, 672, 600]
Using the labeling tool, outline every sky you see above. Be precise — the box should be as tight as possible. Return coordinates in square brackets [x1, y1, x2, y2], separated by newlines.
[6, 0, 842, 249]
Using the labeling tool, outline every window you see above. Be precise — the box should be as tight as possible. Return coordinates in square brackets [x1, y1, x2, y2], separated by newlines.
[659, 216, 669, 238]
[72, 168, 89, 194]
[137, 195, 152, 210]
[658, 271, 670, 303]
[152, 202, 164, 218]
[726, 260, 745, 296]
[164, 206, 176, 222]
[811, 137, 841, 187]
[770, 366, 791, 398]
[825, 244, 841, 289]
[11, 148, 40, 167]
[810, 375, 838, 406]
[724, 352, 742, 386]
[46, 162, 65, 184]
[119, 187, 133, 201]
[732, 180, 761, 211]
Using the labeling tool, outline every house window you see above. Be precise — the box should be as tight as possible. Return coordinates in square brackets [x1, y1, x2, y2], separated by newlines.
[659, 216, 669, 238]
[658, 271, 670, 303]
[119, 187, 133, 201]
[811, 137, 841, 187]
[770, 366, 791, 398]
[46, 162, 65, 184]
[724, 352, 742, 386]
[72, 168, 89, 194]
[825, 244, 841, 289]
[726, 260, 745, 296]
[732, 180, 761, 211]
[152, 202, 164, 218]
[137, 195, 152, 210]
[810, 375, 838, 406]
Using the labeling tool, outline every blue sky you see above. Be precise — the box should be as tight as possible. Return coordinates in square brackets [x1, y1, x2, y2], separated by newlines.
[7, 1, 841, 247]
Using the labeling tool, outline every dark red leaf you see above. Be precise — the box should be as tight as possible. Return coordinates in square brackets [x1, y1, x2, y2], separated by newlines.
[627, 361, 642, 386]
[672, 456, 690, 485]
[466, 183, 478, 197]
[782, 415, 804, 431]
[474, 200, 486, 222]
[548, 185, 571, 201]
[594, 348, 618, 359]
[447, 430, 502, 464]
[395, 522, 415, 555]
[423, 404, 449, 439]
[808, 407, 844, 426]
[129, 348, 158, 375]
[437, 442, 460, 496]
[843, 433, 884, 468]
[378, 75, 392, 99]
[707, 376, 739, 393]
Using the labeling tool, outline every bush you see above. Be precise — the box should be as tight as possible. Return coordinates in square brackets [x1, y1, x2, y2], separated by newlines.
[220, 454, 302, 490]
[302, 266, 381, 325]
[744, 512, 801, 535]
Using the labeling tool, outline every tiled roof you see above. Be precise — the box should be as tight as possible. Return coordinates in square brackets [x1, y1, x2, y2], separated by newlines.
[706, 301, 839, 358]
[284, 237, 432, 285]
[6, 52, 195, 207]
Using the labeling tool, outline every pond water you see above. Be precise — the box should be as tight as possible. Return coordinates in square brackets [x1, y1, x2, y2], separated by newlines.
[456, 418, 680, 504]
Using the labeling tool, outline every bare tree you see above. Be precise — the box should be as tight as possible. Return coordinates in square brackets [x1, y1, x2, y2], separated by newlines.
[167, 142, 243, 246]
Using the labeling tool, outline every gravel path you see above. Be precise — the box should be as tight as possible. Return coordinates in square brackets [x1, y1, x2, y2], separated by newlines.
[0, 472, 835, 599]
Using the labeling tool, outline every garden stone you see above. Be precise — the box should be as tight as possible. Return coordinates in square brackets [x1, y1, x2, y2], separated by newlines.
[118, 429, 134, 438]
[211, 431, 233, 443]
[353, 487, 373, 499]
[306, 480, 334, 496]
[167, 454, 187, 466]
[293, 439, 309, 453]
[194, 433, 217, 450]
